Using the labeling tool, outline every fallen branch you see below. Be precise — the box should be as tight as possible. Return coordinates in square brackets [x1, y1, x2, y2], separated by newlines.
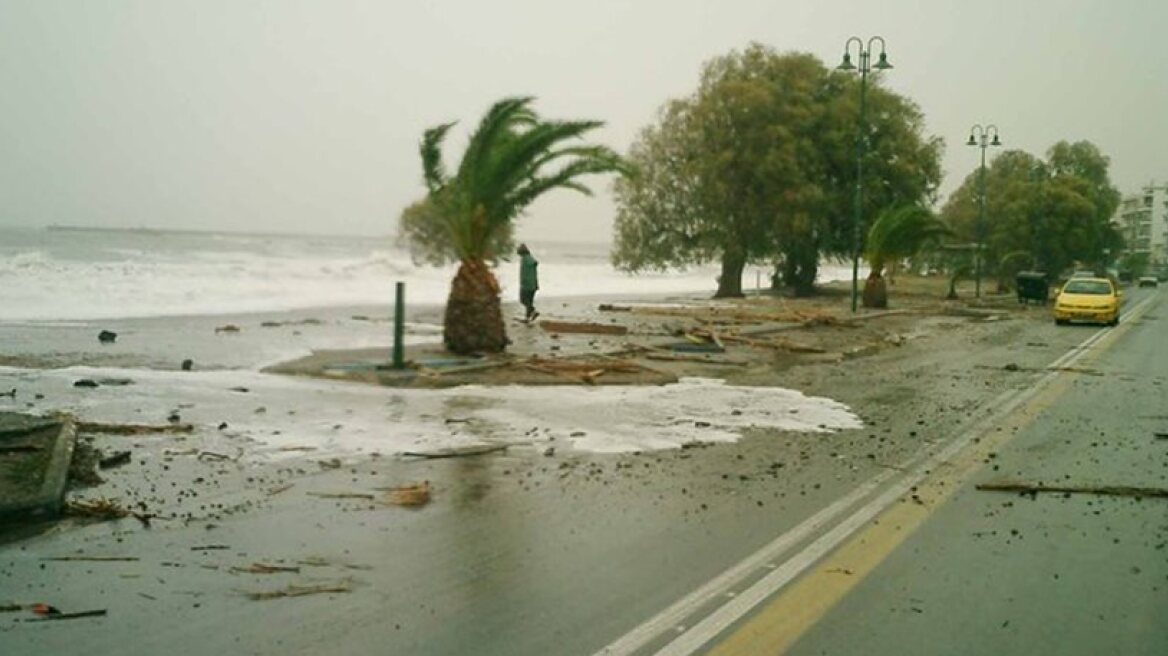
[976, 481, 1168, 499]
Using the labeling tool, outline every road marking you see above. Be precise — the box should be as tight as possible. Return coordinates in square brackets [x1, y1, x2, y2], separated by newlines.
[595, 292, 1158, 656]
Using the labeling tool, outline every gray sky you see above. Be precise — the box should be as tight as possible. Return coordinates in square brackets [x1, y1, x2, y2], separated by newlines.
[1, 0, 1165, 241]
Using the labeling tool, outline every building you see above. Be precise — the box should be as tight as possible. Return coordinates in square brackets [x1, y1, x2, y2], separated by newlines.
[1114, 183, 1168, 268]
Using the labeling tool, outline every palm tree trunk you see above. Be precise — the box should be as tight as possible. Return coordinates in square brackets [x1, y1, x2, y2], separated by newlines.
[862, 272, 888, 308]
[443, 259, 507, 354]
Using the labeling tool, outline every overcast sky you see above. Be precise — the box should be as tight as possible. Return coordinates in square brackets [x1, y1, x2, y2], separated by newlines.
[1, 0, 1165, 241]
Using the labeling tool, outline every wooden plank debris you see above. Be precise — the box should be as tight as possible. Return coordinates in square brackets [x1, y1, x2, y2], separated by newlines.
[538, 320, 628, 336]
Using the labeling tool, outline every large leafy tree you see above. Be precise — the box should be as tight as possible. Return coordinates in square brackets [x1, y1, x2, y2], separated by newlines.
[414, 97, 628, 354]
[941, 140, 1121, 282]
[612, 43, 941, 297]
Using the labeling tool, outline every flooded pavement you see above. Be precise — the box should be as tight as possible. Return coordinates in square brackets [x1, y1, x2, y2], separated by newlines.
[0, 290, 1160, 655]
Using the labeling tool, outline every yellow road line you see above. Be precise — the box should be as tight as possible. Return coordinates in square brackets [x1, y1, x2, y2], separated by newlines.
[707, 302, 1150, 656]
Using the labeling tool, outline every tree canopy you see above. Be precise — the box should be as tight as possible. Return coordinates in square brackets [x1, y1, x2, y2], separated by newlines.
[612, 43, 943, 297]
[940, 140, 1122, 281]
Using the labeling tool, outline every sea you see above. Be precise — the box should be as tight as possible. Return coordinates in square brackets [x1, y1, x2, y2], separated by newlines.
[0, 226, 811, 321]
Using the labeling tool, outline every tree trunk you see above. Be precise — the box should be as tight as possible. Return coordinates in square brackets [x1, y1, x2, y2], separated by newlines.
[862, 273, 888, 308]
[443, 259, 507, 355]
[781, 246, 818, 297]
[714, 251, 746, 298]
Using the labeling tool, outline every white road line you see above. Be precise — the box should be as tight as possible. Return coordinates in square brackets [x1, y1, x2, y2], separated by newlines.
[596, 292, 1159, 656]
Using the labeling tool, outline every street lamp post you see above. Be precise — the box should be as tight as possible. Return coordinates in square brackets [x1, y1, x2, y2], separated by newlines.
[966, 124, 1001, 298]
[837, 37, 892, 313]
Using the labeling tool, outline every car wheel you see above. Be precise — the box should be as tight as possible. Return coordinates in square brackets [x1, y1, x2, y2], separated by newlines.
[1055, 318, 1068, 326]
[1109, 315, 1120, 326]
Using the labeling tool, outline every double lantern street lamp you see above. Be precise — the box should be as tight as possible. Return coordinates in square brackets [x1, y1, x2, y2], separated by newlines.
[837, 37, 892, 313]
[967, 125, 1002, 298]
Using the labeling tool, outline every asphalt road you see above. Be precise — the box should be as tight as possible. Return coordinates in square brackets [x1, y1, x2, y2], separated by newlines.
[2, 288, 1163, 656]
[705, 286, 1167, 655]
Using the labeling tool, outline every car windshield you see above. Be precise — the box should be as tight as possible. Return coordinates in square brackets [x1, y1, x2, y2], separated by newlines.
[1062, 280, 1112, 295]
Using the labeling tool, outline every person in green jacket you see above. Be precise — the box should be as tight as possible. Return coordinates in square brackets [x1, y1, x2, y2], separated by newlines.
[517, 243, 539, 322]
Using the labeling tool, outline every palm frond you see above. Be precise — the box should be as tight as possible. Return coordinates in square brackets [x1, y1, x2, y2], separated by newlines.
[866, 204, 951, 275]
[420, 122, 456, 193]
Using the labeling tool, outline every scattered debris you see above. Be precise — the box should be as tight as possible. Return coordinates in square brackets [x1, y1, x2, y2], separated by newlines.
[277, 446, 316, 452]
[242, 580, 352, 601]
[197, 451, 234, 462]
[181, 359, 194, 371]
[1153, 432, 1168, 440]
[98, 330, 117, 344]
[976, 481, 1168, 499]
[215, 324, 242, 334]
[73, 379, 99, 389]
[317, 458, 342, 470]
[382, 481, 431, 507]
[190, 545, 231, 551]
[266, 483, 295, 496]
[0, 388, 15, 398]
[98, 451, 132, 469]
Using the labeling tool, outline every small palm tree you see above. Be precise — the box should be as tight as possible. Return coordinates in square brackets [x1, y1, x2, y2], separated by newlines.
[863, 205, 951, 308]
[419, 97, 629, 354]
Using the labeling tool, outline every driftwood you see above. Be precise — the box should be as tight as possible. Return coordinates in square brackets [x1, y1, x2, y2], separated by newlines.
[401, 445, 510, 459]
[231, 563, 301, 574]
[538, 320, 628, 336]
[644, 353, 749, 366]
[77, 422, 194, 435]
[243, 580, 352, 601]
[976, 481, 1168, 499]
[306, 492, 375, 500]
[25, 609, 107, 621]
[381, 481, 431, 507]
[43, 556, 140, 562]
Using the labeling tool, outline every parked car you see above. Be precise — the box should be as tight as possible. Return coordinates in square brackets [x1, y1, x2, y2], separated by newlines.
[1138, 276, 1158, 288]
[1053, 277, 1121, 326]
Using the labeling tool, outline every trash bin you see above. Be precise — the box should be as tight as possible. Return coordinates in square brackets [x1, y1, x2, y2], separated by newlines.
[1016, 271, 1049, 305]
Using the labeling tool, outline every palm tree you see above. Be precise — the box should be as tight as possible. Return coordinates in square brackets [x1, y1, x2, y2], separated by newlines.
[419, 97, 629, 354]
[862, 205, 951, 308]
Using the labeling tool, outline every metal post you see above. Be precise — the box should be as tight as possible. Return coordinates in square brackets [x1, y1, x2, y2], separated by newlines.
[852, 63, 868, 313]
[393, 281, 405, 369]
[838, 36, 890, 313]
[967, 124, 1000, 300]
[975, 145, 986, 298]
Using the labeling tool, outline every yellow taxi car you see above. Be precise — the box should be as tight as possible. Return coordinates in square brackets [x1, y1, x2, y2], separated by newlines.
[1053, 277, 1121, 326]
